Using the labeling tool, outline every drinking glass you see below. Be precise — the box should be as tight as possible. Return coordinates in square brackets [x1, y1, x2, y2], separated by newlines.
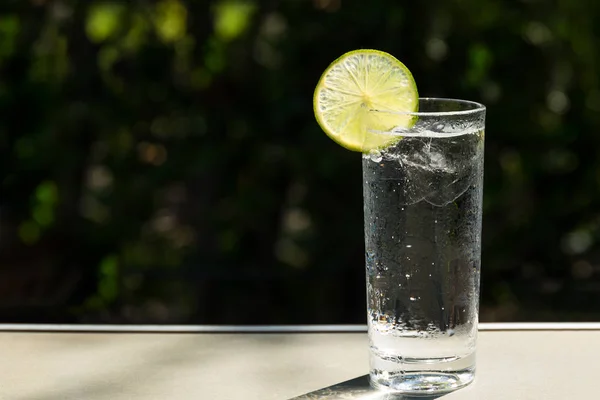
[363, 98, 486, 394]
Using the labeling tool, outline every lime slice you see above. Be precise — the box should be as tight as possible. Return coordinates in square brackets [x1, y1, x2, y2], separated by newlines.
[313, 49, 419, 152]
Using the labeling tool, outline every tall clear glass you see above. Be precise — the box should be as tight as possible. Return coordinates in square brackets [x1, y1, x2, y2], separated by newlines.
[363, 98, 486, 394]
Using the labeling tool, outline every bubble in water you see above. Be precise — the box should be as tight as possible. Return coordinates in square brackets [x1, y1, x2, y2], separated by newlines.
[426, 322, 435, 329]
[369, 150, 383, 162]
[366, 251, 375, 263]
[405, 274, 411, 279]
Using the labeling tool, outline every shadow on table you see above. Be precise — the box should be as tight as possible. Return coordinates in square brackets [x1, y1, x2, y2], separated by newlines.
[290, 375, 447, 399]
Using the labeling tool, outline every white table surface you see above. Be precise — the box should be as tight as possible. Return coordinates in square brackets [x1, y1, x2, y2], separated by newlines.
[0, 323, 598, 400]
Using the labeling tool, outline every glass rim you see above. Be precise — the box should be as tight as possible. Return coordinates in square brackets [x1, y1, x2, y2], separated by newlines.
[373, 97, 486, 117]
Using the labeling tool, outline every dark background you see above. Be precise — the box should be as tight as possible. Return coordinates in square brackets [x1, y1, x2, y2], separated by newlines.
[1, 0, 599, 324]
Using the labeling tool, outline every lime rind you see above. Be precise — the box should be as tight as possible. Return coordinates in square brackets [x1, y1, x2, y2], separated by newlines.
[313, 49, 419, 152]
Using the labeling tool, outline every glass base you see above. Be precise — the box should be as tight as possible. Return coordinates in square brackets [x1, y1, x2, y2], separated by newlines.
[369, 367, 475, 395]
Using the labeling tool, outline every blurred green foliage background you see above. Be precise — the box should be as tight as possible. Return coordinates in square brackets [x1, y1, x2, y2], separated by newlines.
[1, 0, 600, 324]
